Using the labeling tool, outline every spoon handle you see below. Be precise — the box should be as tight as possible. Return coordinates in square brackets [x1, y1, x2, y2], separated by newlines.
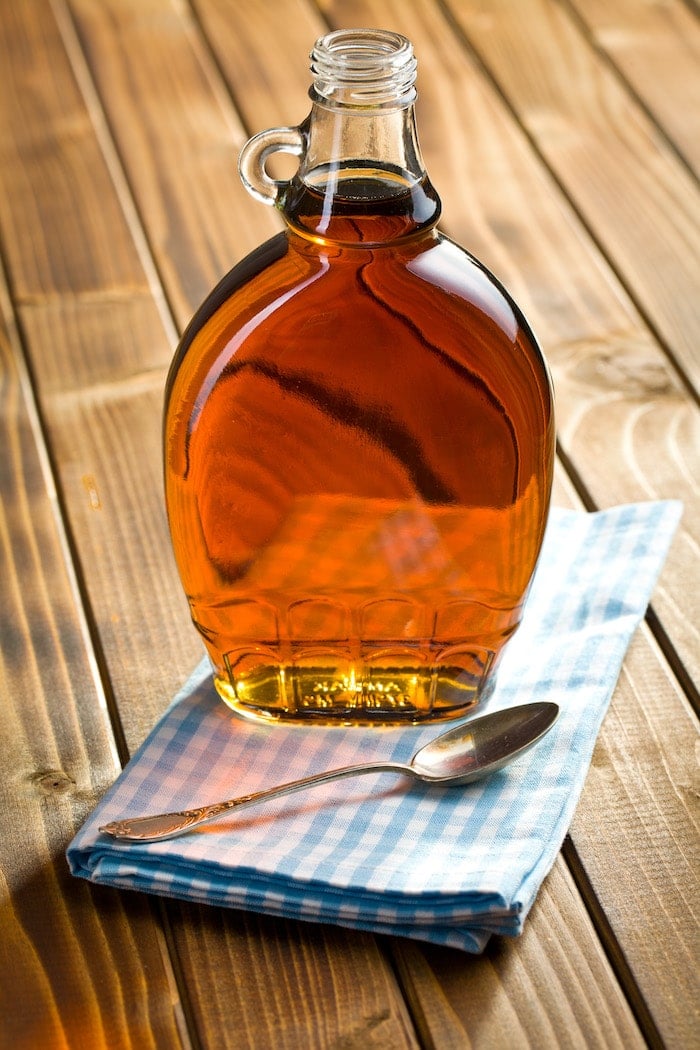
[99, 760, 416, 842]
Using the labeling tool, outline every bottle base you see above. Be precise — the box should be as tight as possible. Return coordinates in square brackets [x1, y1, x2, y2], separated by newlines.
[213, 645, 496, 725]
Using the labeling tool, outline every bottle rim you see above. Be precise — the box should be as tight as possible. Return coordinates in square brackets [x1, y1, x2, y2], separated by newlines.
[310, 29, 417, 106]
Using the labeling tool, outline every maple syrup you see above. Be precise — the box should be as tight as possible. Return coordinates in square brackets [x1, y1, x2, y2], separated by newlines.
[164, 30, 554, 724]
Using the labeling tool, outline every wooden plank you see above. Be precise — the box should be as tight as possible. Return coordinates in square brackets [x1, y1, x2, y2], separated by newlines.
[569, 0, 700, 176]
[191, 0, 324, 130]
[441, 0, 700, 394]
[0, 272, 186, 1049]
[391, 860, 646, 1049]
[552, 337, 699, 698]
[167, 906, 419, 1049]
[0, 2, 424, 1046]
[17, 297, 201, 745]
[0, 0, 151, 300]
[62, 0, 283, 327]
[568, 625, 700, 1050]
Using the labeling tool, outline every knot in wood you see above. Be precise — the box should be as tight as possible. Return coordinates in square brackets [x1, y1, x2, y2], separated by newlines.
[572, 341, 676, 397]
[33, 769, 76, 795]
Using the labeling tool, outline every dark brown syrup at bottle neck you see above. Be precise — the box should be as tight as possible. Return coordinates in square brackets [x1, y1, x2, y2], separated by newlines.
[280, 164, 441, 246]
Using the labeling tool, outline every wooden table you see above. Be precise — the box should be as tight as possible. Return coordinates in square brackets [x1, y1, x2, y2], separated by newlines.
[1, 1, 698, 1046]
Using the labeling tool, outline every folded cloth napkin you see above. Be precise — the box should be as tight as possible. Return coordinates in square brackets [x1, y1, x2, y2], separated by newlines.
[68, 501, 681, 953]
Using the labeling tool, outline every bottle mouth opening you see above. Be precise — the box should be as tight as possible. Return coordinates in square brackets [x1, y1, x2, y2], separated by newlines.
[310, 29, 417, 106]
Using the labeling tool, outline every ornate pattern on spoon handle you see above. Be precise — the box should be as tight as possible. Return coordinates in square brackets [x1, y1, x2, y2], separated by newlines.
[100, 798, 250, 841]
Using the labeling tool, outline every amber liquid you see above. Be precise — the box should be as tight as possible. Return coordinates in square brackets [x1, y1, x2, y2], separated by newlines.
[164, 174, 554, 724]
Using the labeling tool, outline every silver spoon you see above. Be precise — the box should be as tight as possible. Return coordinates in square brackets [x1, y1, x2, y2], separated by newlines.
[99, 701, 559, 843]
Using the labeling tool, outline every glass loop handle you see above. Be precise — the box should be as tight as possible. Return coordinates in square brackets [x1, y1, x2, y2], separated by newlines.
[238, 126, 305, 205]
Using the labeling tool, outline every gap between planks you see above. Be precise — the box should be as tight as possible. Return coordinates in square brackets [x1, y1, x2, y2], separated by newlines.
[562, 836, 665, 1050]
[48, 0, 181, 348]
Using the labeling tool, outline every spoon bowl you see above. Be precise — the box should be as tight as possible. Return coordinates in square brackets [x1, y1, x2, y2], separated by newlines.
[100, 701, 559, 842]
[410, 701, 559, 782]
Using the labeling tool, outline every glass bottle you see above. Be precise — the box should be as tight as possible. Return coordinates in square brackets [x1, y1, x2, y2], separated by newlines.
[164, 29, 555, 725]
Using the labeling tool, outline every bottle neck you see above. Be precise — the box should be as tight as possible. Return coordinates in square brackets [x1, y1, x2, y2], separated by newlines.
[302, 87, 428, 184]
[277, 29, 440, 245]
[280, 96, 441, 245]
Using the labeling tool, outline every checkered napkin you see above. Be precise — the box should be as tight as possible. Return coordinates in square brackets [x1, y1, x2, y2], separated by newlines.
[67, 501, 681, 953]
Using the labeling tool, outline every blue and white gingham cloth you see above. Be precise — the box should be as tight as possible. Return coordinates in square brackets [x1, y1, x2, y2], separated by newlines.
[67, 501, 681, 953]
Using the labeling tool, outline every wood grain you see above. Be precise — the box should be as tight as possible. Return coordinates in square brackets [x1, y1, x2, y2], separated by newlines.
[0, 269, 185, 1048]
[168, 905, 419, 1050]
[569, 0, 700, 176]
[18, 297, 201, 745]
[392, 858, 646, 1049]
[65, 0, 284, 327]
[191, 0, 325, 130]
[569, 624, 700, 1049]
[442, 0, 700, 394]
[0, 0, 150, 300]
